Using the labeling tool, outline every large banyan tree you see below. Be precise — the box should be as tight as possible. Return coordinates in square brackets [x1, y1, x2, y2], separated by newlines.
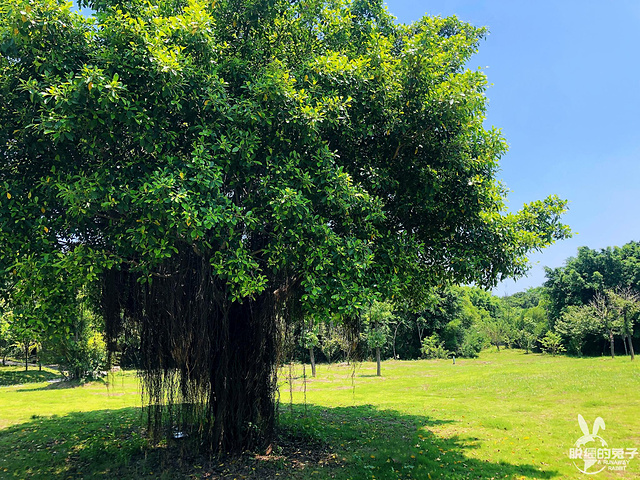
[0, 0, 570, 452]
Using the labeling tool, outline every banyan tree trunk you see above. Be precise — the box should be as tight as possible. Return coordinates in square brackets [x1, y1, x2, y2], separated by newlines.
[103, 251, 287, 454]
[627, 335, 635, 361]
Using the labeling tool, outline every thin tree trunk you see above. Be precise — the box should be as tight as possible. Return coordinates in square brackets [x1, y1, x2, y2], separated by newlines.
[309, 347, 316, 377]
[24, 343, 29, 371]
[376, 347, 381, 376]
[627, 334, 635, 361]
[392, 323, 400, 360]
[609, 331, 615, 359]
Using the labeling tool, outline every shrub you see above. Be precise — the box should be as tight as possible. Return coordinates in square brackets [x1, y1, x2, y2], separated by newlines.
[458, 330, 486, 358]
[539, 331, 566, 356]
[421, 334, 450, 359]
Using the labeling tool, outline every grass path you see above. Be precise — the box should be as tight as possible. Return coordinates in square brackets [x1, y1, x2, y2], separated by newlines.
[1, 350, 639, 479]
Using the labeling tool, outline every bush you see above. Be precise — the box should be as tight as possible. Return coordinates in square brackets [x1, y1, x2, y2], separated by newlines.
[421, 334, 450, 359]
[44, 328, 108, 380]
[539, 331, 566, 356]
[458, 330, 486, 358]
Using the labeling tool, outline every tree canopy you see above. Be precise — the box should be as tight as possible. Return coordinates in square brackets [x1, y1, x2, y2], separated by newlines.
[1, 0, 570, 452]
[544, 242, 640, 321]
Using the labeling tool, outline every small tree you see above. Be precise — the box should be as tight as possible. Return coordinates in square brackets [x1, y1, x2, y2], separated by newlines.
[610, 288, 639, 361]
[363, 301, 395, 376]
[482, 319, 509, 351]
[539, 331, 566, 356]
[7, 307, 40, 371]
[590, 291, 623, 359]
[299, 322, 320, 377]
[554, 305, 597, 356]
[421, 334, 451, 359]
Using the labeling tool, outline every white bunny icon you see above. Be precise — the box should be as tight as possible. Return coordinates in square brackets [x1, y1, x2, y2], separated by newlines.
[573, 414, 608, 474]
[577, 414, 605, 444]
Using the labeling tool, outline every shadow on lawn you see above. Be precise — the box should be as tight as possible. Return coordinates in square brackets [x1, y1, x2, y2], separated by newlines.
[15, 376, 108, 392]
[281, 403, 559, 480]
[0, 367, 61, 386]
[0, 404, 560, 479]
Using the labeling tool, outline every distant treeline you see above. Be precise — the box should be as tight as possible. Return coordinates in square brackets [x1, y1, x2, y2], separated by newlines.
[287, 241, 640, 366]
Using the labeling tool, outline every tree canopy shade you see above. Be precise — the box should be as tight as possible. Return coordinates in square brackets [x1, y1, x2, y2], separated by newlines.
[0, 0, 570, 452]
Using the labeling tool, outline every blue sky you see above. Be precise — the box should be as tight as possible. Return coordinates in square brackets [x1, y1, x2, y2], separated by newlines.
[385, 0, 640, 295]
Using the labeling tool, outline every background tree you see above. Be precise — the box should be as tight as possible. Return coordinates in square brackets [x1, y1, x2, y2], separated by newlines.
[299, 320, 320, 377]
[1, 0, 570, 452]
[363, 300, 395, 376]
[544, 242, 640, 323]
[41, 288, 108, 379]
[420, 334, 450, 359]
[554, 305, 597, 356]
[539, 331, 565, 356]
[319, 322, 341, 363]
[590, 291, 623, 359]
[610, 288, 638, 360]
[0, 305, 14, 365]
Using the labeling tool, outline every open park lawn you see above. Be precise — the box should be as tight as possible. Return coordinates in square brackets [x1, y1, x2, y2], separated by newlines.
[1, 350, 638, 479]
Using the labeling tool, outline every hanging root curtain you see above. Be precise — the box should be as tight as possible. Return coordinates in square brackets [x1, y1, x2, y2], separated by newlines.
[101, 247, 295, 454]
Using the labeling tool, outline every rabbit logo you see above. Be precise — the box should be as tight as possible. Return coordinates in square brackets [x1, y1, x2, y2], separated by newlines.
[573, 414, 607, 474]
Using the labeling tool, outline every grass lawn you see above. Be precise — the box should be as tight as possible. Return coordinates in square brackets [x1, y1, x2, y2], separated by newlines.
[0, 365, 61, 387]
[1, 350, 639, 479]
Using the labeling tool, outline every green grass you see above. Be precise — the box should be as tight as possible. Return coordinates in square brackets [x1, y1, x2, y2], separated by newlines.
[0, 365, 62, 387]
[1, 350, 639, 479]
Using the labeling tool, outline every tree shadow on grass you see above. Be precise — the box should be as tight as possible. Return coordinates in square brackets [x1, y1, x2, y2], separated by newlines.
[15, 379, 88, 392]
[279, 403, 560, 480]
[0, 404, 561, 479]
[0, 367, 61, 387]
[13, 376, 112, 393]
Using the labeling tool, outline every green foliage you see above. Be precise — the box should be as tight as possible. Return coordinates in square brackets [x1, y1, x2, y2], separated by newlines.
[319, 323, 342, 363]
[554, 305, 598, 356]
[457, 328, 486, 358]
[300, 328, 320, 350]
[363, 301, 395, 351]
[502, 287, 545, 310]
[0, 310, 14, 364]
[544, 242, 640, 322]
[510, 305, 547, 353]
[403, 286, 497, 359]
[0, 0, 571, 314]
[539, 331, 565, 356]
[46, 329, 108, 380]
[420, 334, 450, 359]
